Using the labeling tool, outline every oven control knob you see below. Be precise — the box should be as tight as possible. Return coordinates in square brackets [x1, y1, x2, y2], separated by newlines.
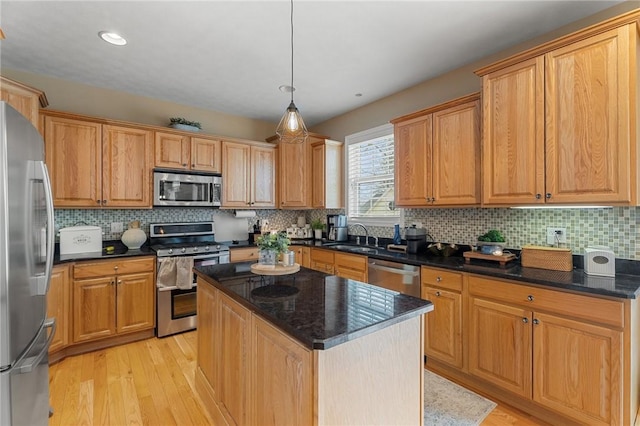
[216, 245, 221, 250]
[181, 248, 186, 253]
[193, 247, 198, 252]
[205, 246, 210, 251]
[168, 249, 173, 254]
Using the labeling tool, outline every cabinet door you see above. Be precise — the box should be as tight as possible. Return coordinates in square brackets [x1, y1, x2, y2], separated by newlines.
[432, 99, 480, 205]
[102, 125, 153, 207]
[533, 312, 622, 425]
[116, 272, 155, 334]
[422, 286, 462, 368]
[44, 116, 102, 207]
[197, 282, 219, 392]
[154, 131, 189, 170]
[278, 142, 310, 208]
[222, 141, 251, 207]
[251, 145, 276, 207]
[251, 316, 312, 426]
[191, 137, 221, 173]
[468, 297, 532, 398]
[394, 116, 431, 207]
[482, 57, 545, 205]
[47, 265, 70, 353]
[546, 26, 632, 204]
[218, 293, 251, 426]
[73, 277, 116, 343]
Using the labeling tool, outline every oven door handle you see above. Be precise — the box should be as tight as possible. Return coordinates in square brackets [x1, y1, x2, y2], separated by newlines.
[157, 283, 198, 292]
[157, 253, 226, 261]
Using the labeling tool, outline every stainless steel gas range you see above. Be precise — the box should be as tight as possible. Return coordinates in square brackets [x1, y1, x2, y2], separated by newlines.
[150, 222, 230, 337]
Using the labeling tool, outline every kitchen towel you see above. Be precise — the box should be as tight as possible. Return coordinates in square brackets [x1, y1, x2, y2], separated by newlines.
[156, 258, 176, 288]
[176, 257, 195, 289]
[234, 210, 256, 218]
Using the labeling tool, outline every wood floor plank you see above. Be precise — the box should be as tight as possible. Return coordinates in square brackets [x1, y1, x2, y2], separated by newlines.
[49, 330, 548, 426]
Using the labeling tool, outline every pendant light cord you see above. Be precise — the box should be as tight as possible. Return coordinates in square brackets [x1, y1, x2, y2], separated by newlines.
[290, 0, 294, 104]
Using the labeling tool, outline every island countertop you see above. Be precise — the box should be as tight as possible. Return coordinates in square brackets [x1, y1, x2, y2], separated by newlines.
[194, 262, 433, 350]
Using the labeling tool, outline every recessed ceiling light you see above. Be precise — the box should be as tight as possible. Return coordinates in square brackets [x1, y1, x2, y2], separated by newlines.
[279, 85, 295, 93]
[355, 93, 363, 97]
[98, 31, 127, 46]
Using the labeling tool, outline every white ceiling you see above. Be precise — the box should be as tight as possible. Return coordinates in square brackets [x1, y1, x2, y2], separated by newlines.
[0, 1, 623, 126]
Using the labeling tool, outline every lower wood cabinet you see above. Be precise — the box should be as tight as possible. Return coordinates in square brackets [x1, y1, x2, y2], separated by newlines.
[334, 252, 367, 282]
[309, 248, 335, 274]
[421, 267, 463, 369]
[47, 264, 71, 354]
[466, 275, 629, 426]
[72, 257, 155, 343]
[291, 246, 310, 269]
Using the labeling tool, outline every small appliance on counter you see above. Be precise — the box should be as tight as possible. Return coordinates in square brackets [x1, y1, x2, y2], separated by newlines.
[327, 214, 348, 242]
[584, 246, 615, 277]
[405, 225, 428, 254]
[286, 225, 313, 240]
[59, 225, 103, 256]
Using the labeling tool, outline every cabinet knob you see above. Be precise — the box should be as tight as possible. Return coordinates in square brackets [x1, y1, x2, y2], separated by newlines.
[96, 200, 101, 204]
[535, 193, 541, 200]
[102, 200, 107, 204]
[431, 197, 436, 203]
[117, 280, 122, 285]
[182, 163, 187, 167]
[191, 164, 195, 167]
[545, 193, 551, 199]
[435, 291, 441, 297]
[110, 279, 115, 286]
[522, 317, 528, 323]
[533, 318, 540, 325]
[527, 295, 534, 302]
[114, 266, 119, 270]
[436, 276, 442, 283]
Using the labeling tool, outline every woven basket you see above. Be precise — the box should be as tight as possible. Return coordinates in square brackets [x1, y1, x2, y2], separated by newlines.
[521, 245, 573, 272]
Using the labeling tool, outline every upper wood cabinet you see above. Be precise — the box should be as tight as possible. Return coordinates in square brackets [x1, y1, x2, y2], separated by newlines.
[221, 141, 276, 208]
[154, 131, 221, 173]
[266, 132, 332, 209]
[391, 93, 480, 207]
[0, 76, 48, 130]
[311, 139, 344, 209]
[43, 113, 153, 208]
[477, 21, 639, 206]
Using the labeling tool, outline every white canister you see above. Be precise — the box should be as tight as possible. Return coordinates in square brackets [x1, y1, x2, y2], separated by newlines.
[584, 246, 615, 277]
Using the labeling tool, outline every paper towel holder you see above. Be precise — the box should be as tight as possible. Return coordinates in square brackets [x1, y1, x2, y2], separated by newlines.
[234, 210, 256, 218]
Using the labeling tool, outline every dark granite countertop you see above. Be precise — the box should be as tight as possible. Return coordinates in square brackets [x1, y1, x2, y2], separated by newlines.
[54, 240, 155, 264]
[194, 262, 433, 350]
[293, 240, 640, 299]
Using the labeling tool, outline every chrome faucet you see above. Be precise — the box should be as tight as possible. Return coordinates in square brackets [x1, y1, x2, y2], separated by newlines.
[351, 223, 369, 245]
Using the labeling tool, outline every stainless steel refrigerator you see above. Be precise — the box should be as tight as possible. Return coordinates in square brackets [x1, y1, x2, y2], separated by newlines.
[0, 102, 55, 425]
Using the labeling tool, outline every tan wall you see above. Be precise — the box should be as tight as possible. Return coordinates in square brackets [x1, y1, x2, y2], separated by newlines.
[311, 1, 640, 141]
[0, 68, 277, 142]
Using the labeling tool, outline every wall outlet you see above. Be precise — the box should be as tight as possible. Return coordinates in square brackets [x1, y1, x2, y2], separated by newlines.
[546, 227, 567, 245]
[110, 222, 123, 233]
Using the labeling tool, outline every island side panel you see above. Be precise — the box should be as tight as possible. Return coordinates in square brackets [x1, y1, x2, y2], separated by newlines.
[314, 315, 424, 426]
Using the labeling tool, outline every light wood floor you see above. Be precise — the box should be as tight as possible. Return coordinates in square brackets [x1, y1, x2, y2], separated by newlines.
[49, 331, 547, 426]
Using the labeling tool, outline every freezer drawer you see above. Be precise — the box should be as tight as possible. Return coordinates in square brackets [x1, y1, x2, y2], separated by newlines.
[0, 319, 55, 426]
[367, 259, 421, 298]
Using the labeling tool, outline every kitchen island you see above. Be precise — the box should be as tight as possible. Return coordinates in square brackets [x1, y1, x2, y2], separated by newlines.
[194, 262, 433, 426]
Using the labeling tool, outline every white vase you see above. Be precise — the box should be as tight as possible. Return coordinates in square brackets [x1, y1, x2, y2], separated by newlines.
[121, 228, 147, 250]
[314, 229, 323, 240]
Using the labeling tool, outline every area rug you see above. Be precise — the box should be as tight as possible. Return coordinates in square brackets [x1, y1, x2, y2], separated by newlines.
[424, 369, 497, 425]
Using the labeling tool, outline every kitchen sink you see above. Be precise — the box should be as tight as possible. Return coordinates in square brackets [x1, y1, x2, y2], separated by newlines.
[322, 244, 379, 254]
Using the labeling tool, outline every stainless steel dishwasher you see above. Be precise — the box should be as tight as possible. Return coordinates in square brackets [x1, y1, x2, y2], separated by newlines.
[367, 258, 421, 298]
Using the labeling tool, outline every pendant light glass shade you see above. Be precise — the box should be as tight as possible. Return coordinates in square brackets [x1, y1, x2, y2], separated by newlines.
[276, 0, 308, 144]
[276, 101, 308, 143]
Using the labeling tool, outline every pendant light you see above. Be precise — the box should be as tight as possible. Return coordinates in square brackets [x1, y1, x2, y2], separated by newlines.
[275, 0, 308, 144]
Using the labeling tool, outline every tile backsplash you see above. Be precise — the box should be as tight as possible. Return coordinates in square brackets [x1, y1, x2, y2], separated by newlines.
[55, 206, 639, 260]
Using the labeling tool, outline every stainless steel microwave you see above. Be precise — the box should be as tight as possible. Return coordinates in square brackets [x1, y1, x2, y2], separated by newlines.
[153, 171, 221, 207]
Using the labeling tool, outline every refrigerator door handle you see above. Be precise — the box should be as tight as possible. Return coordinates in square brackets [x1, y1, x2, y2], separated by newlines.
[16, 318, 55, 374]
[32, 161, 55, 296]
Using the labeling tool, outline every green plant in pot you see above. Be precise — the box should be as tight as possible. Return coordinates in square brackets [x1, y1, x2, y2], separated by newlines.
[310, 219, 325, 240]
[477, 229, 506, 255]
[255, 232, 290, 265]
[169, 117, 202, 132]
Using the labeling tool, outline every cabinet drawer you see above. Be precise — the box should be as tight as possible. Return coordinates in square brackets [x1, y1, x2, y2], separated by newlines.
[334, 252, 367, 272]
[230, 247, 259, 263]
[421, 267, 463, 292]
[74, 257, 155, 279]
[310, 261, 334, 275]
[310, 248, 335, 265]
[468, 275, 624, 328]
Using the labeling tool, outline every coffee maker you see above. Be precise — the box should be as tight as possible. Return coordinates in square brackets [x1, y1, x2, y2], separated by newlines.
[327, 214, 348, 241]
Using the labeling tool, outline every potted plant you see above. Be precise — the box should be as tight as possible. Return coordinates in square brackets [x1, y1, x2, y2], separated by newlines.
[477, 229, 506, 255]
[255, 232, 290, 265]
[169, 117, 202, 132]
[310, 219, 325, 240]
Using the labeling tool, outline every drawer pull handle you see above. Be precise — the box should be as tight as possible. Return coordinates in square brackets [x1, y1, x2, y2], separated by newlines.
[533, 318, 540, 325]
[527, 295, 534, 302]
[117, 280, 122, 285]
[436, 276, 442, 282]
[114, 266, 119, 271]
[435, 291, 441, 297]
[110, 280, 115, 286]
[522, 317, 528, 323]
